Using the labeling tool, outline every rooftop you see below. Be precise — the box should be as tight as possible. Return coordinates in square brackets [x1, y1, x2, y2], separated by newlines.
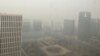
[0, 13, 22, 16]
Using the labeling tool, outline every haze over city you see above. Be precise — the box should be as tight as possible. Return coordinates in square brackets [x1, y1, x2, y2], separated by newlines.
[0, 0, 100, 56]
[0, 0, 100, 20]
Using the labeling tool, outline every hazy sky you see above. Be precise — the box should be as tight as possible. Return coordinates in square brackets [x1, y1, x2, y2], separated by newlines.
[0, 0, 100, 22]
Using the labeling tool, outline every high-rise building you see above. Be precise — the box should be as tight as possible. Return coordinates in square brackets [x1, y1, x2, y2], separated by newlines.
[63, 19, 74, 36]
[0, 14, 22, 56]
[98, 19, 100, 37]
[91, 19, 100, 37]
[33, 20, 42, 32]
[78, 12, 91, 40]
[91, 19, 98, 36]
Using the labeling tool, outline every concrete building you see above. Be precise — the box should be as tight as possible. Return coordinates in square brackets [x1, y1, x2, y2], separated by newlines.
[78, 12, 91, 40]
[63, 19, 74, 36]
[33, 20, 42, 32]
[0, 14, 22, 56]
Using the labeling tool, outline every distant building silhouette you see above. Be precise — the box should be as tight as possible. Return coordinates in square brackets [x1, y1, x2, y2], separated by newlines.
[98, 19, 100, 37]
[91, 19, 98, 36]
[0, 14, 22, 56]
[63, 19, 74, 36]
[33, 20, 42, 32]
[91, 19, 100, 37]
[78, 12, 91, 40]
[22, 21, 31, 32]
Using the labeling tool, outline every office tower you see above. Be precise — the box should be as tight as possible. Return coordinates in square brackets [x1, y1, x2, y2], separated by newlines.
[0, 14, 22, 56]
[63, 19, 74, 36]
[33, 20, 42, 32]
[98, 19, 100, 37]
[91, 19, 100, 37]
[78, 12, 91, 40]
[91, 19, 98, 36]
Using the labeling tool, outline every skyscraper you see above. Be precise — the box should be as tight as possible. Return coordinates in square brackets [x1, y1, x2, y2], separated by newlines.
[63, 19, 74, 36]
[98, 19, 100, 37]
[78, 12, 91, 40]
[0, 14, 22, 56]
[91, 19, 98, 36]
[91, 19, 100, 37]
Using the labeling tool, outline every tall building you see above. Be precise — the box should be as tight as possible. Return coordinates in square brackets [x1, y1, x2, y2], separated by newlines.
[33, 20, 42, 32]
[91, 19, 98, 36]
[63, 19, 74, 36]
[78, 12, 91, 40]
[0, 14, 22, 56]
[98, 19, 100, 37]
[91, 19, 100, 37]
